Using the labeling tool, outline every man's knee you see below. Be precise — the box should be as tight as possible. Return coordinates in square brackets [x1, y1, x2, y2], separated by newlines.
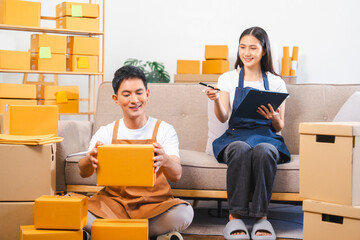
[172, 204, 194, 231]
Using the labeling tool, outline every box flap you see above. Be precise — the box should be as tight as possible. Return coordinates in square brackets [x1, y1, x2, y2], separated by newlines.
[303, 199, 360, 219]
[299, 122, 360, 136]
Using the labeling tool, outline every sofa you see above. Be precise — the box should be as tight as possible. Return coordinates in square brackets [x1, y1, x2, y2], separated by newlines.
[56, 82, 360, 203]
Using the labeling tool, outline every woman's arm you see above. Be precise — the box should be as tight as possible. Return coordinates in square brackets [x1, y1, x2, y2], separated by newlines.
[257, 100, 286, 132]
[206, 88, 231, 123]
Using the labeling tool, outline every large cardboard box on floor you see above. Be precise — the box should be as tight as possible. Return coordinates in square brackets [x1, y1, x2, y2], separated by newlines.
[0, 144, 56, 201]
[299, 122, 360, 206]
[67, 54, 99, 73]
[67, 36, 100, 56]
[21, 225, 83, 240]
[0, 83, 36, 99]
[303, 199, 360, 240]
[202, 60, 229, 74]
[31, 53, 66, 72]
[97, 144, 155, 187]
[56, 17, 100, 32]
[0, 0, 40, 27]
[4, 105, 58, 136]
[205, 45, 228, 60]
[91, 219, 148, 240]
[56, 1, 99, 18]
[176, 60, 201, 74]
[0, 99, 37, 114]
[31, 34, 67, 54]
[0, 202, 34, 240]
[0, 50, 31, 70]
[34, 195, 87, 230]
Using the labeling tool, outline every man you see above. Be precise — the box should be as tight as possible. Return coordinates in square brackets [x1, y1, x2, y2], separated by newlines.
[79, 65, 193, 239]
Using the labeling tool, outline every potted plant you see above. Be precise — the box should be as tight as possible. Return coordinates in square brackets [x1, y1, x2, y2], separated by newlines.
[123, 58, 170, 83]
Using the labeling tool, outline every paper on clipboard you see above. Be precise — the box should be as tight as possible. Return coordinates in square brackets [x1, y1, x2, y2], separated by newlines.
[233, 89, 289, 120]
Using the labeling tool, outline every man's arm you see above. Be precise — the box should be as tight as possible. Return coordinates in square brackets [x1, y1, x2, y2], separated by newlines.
[153, 142, 182, 182]
[78, 141, 103, 178]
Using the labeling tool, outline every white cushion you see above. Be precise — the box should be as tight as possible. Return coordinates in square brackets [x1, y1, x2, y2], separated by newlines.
[205, 99, 228, 156]
[333, 91, 360, 122]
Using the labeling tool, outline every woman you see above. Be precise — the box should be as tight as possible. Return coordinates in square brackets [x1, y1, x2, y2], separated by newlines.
[205, 27, 290, 240]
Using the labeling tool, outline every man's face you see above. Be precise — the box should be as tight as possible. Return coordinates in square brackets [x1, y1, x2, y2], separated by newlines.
[112, 78, 149, 120]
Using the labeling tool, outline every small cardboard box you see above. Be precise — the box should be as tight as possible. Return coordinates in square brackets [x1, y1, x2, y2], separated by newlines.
[303, 199, 360, 240]
[299, 122, 360, 206]
[56, 17, 100, 32]
[0, 99, 37, 114]
[205, 45, 229, 60]
[91, 219, 148, 240]
[97, 144, 155, 187]
[56, 2, 99, 18]
[0, 83, 36, 99]
[0, 202, 34, 240]
[0, 113, 3, 133]
[67, 54, 99, 73]
[0, 50, 31, 70]
[31, 34, 67, 55]
[0, 0, 40, 27]
[67, 36, 100, 56]
[21, 225, 83, 240]
[39, 100, 79, 114]
[4, 105, 58, 136]
[202, 60, 229, 74]
[34, 195, 88, 230]
[31, 53, 66, 72]
[39, 85, 79, 100]
[0, 144, 56, 201]
[176, 60, 201, 74]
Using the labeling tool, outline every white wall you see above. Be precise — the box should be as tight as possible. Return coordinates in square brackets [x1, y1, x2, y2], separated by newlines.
[105, 0, 360, 84]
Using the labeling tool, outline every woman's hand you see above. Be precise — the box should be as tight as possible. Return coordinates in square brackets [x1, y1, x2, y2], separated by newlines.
[257, 102, 285, 132]
[202, 87, 220, 101]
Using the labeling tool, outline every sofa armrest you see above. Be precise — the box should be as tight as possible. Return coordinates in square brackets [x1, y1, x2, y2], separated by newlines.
[56, 120, 93, 192]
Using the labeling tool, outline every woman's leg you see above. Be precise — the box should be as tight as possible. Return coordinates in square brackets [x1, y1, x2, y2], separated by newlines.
[223, 141, 252, 217]
[250, 143, 280, 218]
[148, 204, 194, 237]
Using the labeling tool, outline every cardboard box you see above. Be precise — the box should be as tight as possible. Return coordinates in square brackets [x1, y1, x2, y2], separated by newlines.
[205, 45, 228, 60]
[67, 54, 99, 73]
[21, 225, 83, 240]
[4, 105, 58, 136]
[0, 83, 36, 99]
[0, 144, 55, 201]
[0, 113, 3, 133]
[56, 17, 100, 32]
[0, 202, 34, 240]
[0, 99, 37, 114]
[39, 100, 79, 114]
[303, 199, 360, 240]
[176, 60, 200, 74]
[34, 195, 87, 230]
[97, 144, 155, 187]
[299, 122, 360, 206]
[56, 2, 99, 18]
[0, 50, 31, 70]
[0, 0, 40, 27]
[67, 36, 100, 56]
[91, 219, 148, 240]
[174, 74, 220, 83]
[31, 34, 67, 54]
[31, 53, 66, 72]
[39, 85, 79, 100]
[202, 60, 229, 74]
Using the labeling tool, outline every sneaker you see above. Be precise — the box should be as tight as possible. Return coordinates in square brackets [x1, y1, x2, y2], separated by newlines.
[156, 231, 183, 240]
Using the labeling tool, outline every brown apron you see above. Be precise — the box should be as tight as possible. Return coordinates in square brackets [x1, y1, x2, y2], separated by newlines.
[88, 119, 188, 219]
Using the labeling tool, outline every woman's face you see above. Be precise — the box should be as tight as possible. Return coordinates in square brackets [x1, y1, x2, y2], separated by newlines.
[238, 35, 265, 69]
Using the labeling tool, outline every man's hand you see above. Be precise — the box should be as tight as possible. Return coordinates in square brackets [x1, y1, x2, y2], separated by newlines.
[79, 141, 103, 178]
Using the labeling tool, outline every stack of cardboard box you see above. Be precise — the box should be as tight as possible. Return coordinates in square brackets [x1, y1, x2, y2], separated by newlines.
[299, 122, 360, 240]
[38, 85, 79, 113]
[67, 36, 99, 73]
[56, 2, 100, 32]
[0, 83, 37, 115]
[202, 45, 229, 74]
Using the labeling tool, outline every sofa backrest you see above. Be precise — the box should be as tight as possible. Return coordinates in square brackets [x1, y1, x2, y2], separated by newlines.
[94, 82, 360, 155]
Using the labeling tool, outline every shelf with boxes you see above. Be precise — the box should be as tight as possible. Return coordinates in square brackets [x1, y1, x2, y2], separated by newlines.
[0, 0, 105, 120]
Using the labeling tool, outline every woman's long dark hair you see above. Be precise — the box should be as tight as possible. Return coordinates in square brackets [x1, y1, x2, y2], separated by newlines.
[234, 26, 278, 76]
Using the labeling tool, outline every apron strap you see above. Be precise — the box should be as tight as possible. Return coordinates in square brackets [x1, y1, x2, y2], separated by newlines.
[112, 120, 120, 142]
[238, 68, 269, 90]
[151, 120, 162, 142]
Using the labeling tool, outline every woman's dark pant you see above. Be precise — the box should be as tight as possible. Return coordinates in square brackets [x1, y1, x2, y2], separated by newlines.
[223, 141, 280, 218]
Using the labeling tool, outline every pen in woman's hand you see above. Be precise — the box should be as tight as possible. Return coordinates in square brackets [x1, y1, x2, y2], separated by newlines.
[199, 82, 220, 91]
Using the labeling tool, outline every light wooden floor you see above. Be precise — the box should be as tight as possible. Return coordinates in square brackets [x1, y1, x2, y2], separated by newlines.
[183, 235, 299, 240]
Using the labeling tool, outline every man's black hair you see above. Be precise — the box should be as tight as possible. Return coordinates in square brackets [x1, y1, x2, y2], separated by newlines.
[112, 65, 148, 94]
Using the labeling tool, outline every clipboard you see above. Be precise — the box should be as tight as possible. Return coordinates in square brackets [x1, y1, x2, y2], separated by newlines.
[233, 89, 289, 120]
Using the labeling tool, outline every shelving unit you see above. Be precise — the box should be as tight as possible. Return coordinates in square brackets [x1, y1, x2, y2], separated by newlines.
[0, 0, 105, 120]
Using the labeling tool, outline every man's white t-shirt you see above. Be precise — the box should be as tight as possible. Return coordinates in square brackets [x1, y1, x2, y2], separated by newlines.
[217, 69, 288, 110]
[88, 117, 180, 158]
